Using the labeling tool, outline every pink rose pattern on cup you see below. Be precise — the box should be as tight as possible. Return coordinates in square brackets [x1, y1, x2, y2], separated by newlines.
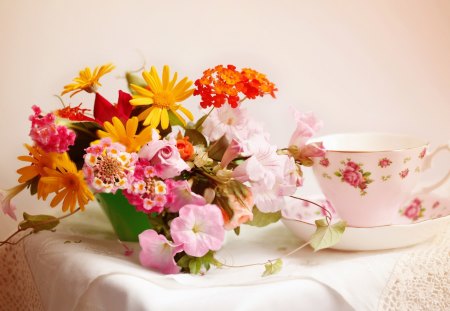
[400, 198, 425, 221]
[418, 148, 426, 159]
[319, 157, 329, 167]
[378, 157, 392, 168]
[399, 168, 409, 179]
[334, 159, 373, 195]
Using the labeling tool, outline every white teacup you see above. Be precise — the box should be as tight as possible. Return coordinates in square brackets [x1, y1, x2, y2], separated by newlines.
[310, 132, 449, 227]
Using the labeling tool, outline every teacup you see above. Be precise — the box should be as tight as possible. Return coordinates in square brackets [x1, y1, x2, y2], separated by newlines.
[309, 132, 449, 227]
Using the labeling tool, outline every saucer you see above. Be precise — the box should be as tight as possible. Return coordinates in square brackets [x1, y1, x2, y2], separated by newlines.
[281, 192, 450, 251]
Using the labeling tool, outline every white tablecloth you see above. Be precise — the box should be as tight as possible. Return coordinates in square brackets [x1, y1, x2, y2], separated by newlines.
[1, 205, 449, 311]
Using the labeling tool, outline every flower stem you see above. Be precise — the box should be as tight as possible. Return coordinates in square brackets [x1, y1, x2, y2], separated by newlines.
[289, 195, 333, 224]
[0, 208, 81, 248]
[195, 107, 215, 130]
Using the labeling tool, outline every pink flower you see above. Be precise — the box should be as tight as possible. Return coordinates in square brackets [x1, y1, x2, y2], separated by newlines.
[399, 168, 409, 179]
[83, 138, 137, 193]
[224, 194, 254, 230]
[220, 139, 244, 168]
[403, 199, 422, 220]
[170, 204, 225, 257]
[123, 159, 169, 214]
[165, 180, 206, 213]
[342, 168, 363, 187]
[346, 161, 360, 171]
[419, 148, 426, 159]
[319, 158, 329, 167]
[216, 182, 254, 230]
[29, 105, 76, 153]
[0, 186, 23, 221]
[202, 105, 267, 143]
[378, 158, 392, 168]
[232, 143, 284, 189]
[138, 230, 183, 274]
[139, 139, 190, 179]
[288, 110, 323, 148]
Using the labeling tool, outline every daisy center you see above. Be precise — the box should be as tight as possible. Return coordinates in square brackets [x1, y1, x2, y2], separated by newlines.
[153, 91, 176, 108]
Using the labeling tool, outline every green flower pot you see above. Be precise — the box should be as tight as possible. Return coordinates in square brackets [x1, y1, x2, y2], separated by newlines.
[96, 190, 151, 242]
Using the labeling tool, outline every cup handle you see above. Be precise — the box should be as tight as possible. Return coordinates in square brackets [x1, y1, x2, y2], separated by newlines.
[418, 142, 450, 193]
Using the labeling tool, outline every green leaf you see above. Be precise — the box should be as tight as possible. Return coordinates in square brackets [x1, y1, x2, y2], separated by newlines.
[208, 135, 229, 161]
[363, 172, 371, 177]
[262, 258, 283, 277]
[19, 213, 60, 233]
[334, 172, 342, 177]
[126, 72, 146, 94]
[189, 258, 202, 275]
[309, 219, 346, 251]
[168, 110, 186, 128]
[193, 114, 209, 131]
[233, 226, 240, 236]
[246, 207, 281, 227]
[184, 129, 208, 147]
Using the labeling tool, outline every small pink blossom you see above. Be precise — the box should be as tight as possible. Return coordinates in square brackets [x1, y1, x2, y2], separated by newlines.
[378, 158, 392, 168]
[138, 230, 183, 274]
[139, 139, 190, 179]
[29, 105, 76, 153]
[170, 204, 225, 257]
[123, 159, 169, 214]
[83, 138, 137, 193]
[432, 201, 440, 209]
[419, 148, 426, 159]
[403, 198, 422, 220]
[220, 139, 243, 168]
[164, 180, 206, 213]
[288, 110, 323, 148]
[399, 168, 409, 179]
[319, 158, 329, 167]
[0, 188, 18, 220]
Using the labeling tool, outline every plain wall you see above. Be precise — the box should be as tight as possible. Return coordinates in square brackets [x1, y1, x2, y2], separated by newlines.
[1, 0, 449, 239]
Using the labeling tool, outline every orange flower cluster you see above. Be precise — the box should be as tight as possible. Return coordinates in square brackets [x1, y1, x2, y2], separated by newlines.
[176, 136, 194, 161]
[194, 65, 277, 109]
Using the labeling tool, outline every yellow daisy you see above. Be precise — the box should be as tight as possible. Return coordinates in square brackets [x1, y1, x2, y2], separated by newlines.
[61, 63, 115, 97]
[130, 65, 194, 129]
[96, 116, 156, 152]
[39, 154, 94, 212]
[17, 144, 64, 183]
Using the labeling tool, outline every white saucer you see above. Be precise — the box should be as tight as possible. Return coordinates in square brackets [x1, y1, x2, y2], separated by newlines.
[281, 192, 450, 251]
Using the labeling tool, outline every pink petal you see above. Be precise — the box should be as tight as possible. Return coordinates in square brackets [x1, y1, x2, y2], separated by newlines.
[170, 204, 225, 257]
[138, 230, 183, 274]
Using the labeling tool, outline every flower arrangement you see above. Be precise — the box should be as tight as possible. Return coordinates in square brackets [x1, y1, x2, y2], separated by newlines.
[1, 63, 334, 275]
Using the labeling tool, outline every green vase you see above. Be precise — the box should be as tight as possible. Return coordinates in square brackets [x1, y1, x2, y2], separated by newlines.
[96, 190, 151, 242]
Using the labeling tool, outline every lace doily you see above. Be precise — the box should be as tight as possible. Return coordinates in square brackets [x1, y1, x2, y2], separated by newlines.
[0, 236, 44, 311]
[380, 225, 450, 311]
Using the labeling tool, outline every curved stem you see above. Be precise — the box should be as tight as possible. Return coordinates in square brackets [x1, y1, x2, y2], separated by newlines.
[0, 228, 26, 247]
[289, 195, 332, 224]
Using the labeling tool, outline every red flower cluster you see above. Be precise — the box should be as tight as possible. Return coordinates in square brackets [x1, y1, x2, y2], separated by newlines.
[194, 65, 277, 109]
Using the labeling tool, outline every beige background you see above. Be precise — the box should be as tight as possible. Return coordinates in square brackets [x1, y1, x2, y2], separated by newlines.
[1, 0, 449, 238]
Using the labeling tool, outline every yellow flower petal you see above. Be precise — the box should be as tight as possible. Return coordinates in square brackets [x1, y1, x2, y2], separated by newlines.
[150, 107, 162, 128]
[160, 109, 169, 129]
[178, 106, 194, 121]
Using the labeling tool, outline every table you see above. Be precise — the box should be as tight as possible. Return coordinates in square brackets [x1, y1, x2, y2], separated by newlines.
[1, 205, 449, 311]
